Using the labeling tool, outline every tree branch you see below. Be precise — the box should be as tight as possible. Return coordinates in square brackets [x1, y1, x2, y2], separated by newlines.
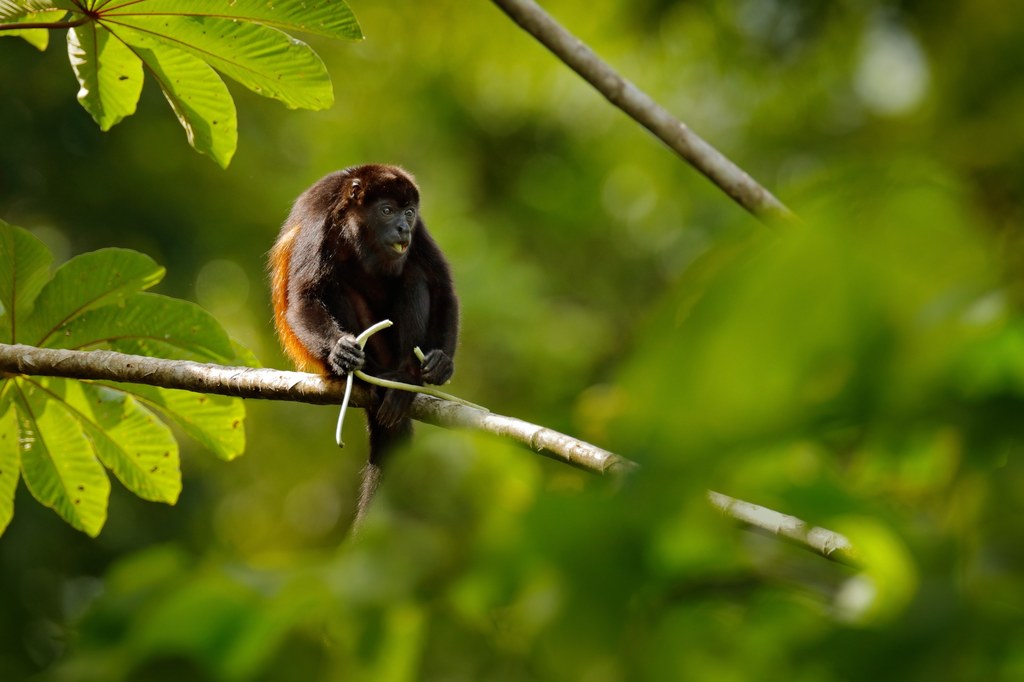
[0, 343, 631, 474]
[0, 343, 853, 563]
[706, 491, 857, 565]
[489, 0, 794, 225]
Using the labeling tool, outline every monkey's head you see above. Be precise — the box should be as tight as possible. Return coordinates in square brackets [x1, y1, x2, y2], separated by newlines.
[333, 165, 421, 276]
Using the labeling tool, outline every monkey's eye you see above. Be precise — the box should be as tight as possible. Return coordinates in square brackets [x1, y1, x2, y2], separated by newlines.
[404, 208, 415, 219]
[380, 205, 393, 216]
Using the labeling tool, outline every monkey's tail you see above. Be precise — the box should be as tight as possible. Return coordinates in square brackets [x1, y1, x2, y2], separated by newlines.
[353, 414, 413, 532]
[353, 460, 384, 531]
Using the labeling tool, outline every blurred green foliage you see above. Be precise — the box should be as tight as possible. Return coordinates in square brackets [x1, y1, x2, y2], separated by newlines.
[1, 0, 1023, 679]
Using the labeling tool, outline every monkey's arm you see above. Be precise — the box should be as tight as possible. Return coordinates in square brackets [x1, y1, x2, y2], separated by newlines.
[375, 270, 443, 425]
[420, 294, 455, 384]
[285, 290, 365, 375]
[421, 257, 458, 385]
[429, 274, 459, 353]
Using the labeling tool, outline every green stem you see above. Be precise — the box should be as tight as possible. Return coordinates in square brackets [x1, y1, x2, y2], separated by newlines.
[356, 319, 394, 345]
[353, 370, 486, 411]
[335, 320, 487, 446]
[336, 320, 394, 447]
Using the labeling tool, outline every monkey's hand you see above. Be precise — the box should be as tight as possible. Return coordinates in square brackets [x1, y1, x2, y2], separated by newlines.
[328, 335, 365, 375]
[420, 349, 454, 385]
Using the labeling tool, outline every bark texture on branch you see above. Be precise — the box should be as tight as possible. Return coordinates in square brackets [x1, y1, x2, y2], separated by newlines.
[0, 344, 355, 404]
[490, 0, 794, 224]
[0, 343, 853, 563]
[0, 344, 631, 475]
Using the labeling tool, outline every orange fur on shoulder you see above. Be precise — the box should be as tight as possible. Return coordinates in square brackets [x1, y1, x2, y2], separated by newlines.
[270, 224, 326, 374]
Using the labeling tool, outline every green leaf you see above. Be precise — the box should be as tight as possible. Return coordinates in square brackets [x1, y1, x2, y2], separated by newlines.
[0, 0, 66, 18]
[68, 22, 144, 130]
[100, 383, 246, 462]
[0, 221, 252, 533]
[13, 26, 49, 50]
[21, 247, 165, 347]
[0, 403, 19, 536]
[104, 0, 363, 40]
[45, 291, 239, 363]
[5, 0, 360, 163]
[0, 219, 53, 344]
[107, 14, 333, 110]
[52, 379, 181, 504]
[111, 31, 238, 167]
[13, 379, 110, 536]
[2, 13, 64, 51]
[0, 1, 71, 50]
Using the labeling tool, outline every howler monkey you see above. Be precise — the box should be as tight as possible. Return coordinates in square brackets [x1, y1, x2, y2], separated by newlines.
[269, 164, 458, 526]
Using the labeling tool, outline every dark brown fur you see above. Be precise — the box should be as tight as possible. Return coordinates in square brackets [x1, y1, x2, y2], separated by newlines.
[270, 165, 459, 528]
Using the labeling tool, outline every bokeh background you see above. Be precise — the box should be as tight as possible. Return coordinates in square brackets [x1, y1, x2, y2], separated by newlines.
[2, 0, 1024, 679]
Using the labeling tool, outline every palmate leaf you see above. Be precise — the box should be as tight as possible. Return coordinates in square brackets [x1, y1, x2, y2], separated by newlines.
[20, 247, 165, 346]
[49, 291, 238, 362]
[113, 35, 238, 168]
[108, 0, 363, 41]
[0, 220, 253, 536]
[68, 22, 144, 131]
[13, 379, 110, 537]
[48, 379, 181, 504]
[100, 382, 245, 462]
[107, 14, 333, 110]
[0, 217, 52, 343]
[9, 0, 363, 165]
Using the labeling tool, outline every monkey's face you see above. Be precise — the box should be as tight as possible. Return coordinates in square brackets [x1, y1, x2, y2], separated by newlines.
[364, 197, 417, 271]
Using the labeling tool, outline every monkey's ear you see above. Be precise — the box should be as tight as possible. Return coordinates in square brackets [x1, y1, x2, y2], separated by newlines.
[348, 177, 364, 205]
[332, 177, 365, 223]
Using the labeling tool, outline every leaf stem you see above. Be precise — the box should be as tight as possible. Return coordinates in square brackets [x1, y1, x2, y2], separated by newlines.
[0, 17, 88, 31]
